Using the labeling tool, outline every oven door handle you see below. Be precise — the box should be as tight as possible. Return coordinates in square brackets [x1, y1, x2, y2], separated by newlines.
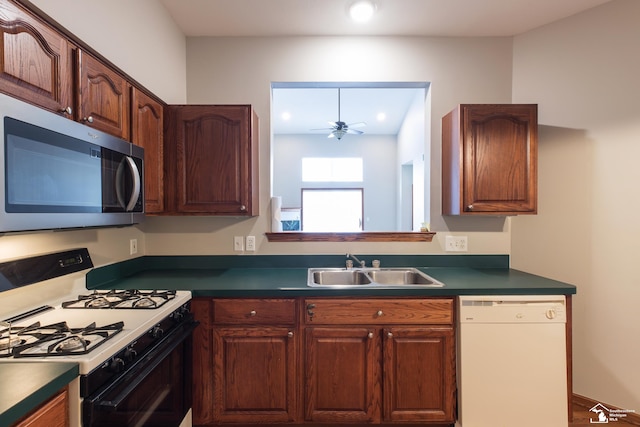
[90, 319, 198, 410]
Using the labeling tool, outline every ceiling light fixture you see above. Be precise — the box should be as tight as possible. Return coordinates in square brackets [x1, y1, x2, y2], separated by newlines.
[349, 0, 376, 23]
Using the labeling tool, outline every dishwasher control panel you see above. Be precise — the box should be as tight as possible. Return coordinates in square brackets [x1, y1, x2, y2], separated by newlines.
[459, 295, 566, 323]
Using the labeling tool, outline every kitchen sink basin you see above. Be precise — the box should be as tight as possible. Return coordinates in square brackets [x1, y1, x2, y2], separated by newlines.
[307, 268, 444, 288]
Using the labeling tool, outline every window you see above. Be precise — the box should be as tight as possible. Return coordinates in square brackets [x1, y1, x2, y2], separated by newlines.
[302, 157, 363, 182]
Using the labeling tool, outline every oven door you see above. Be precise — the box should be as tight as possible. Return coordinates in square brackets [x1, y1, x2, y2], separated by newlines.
[82, 318, 197, 427]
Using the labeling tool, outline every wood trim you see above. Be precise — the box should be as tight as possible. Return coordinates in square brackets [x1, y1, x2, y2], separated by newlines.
[566, 294, 573, 422]
[265, 232, 435, 243]
[573, 394, 640, 426]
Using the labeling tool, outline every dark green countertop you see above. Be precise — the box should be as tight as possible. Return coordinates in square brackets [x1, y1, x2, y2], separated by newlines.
[87, 255, 576, 297]
[0, 362, 78, 426]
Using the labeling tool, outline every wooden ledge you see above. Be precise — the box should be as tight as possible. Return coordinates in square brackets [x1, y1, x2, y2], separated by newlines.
[265, 232, 435, 243]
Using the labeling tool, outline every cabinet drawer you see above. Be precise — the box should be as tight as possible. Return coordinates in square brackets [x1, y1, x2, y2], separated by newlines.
[304, 298, 453, 325]
[213, 299, 296, 324]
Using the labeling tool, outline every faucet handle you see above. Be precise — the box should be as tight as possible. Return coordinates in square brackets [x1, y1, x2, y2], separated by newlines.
[346, 260, 354, 269]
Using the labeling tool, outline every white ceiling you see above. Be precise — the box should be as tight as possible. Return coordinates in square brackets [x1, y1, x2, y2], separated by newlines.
[159, 0, 612, 136]
[160, 0, 612, 38]
[272, 85, 425, 136]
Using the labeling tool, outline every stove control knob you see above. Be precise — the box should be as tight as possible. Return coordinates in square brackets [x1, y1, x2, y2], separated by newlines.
[150, 325, 164, 339]
[124, 347, 138, 361]
[109, 357, 125, 373]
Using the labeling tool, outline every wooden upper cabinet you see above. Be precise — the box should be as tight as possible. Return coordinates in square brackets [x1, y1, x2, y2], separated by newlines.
[0, 0, 73, 116]
[164, 105, 259, 216]
[442, 104, 538, 215]
[131, 87, 164, 213]
[77, 50, 130, 140]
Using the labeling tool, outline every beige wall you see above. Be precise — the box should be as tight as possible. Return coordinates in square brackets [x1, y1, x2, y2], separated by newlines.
[143, 35, 515, 255]
[512, 0, 639, 411]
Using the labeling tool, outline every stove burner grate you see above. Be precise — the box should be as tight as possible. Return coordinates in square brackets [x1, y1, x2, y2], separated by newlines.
[62, 289, 176, 309]
[8, 321, 124, 358]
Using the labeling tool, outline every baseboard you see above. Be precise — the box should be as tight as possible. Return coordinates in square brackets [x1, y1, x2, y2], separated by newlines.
[573, 394, 640, 425]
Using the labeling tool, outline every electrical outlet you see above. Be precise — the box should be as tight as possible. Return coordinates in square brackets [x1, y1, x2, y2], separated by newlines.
[246, 235, 256, 251]
[129, 239, 138, 255]
[234, 236, 244, 252]
[445, 235, 468, 252]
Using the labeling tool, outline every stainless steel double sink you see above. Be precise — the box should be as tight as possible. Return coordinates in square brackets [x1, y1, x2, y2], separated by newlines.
[307, 267, 445, 288]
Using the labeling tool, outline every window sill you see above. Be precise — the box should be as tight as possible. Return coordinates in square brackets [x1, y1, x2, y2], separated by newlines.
[265, 232, 435, 242]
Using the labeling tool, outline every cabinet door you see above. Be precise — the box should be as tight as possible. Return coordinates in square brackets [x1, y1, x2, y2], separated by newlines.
[213, 326, 297, 423]
[131, 88, 164, 213]
[383, 326, 456, 423]
[77, 50, 130, 139]
[13, 387, 68, 427]
[442, 104, 537, 215]
[164, 105, 259, 215]
[0, 1, 73, 116]
[304, 327, 381, 423]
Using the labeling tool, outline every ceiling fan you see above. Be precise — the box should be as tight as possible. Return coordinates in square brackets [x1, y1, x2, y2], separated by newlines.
[311, 88, 366, 140]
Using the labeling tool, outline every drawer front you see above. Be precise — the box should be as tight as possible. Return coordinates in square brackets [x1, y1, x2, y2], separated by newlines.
[213, 298, 296, 324]
[304, 298, 453, 325]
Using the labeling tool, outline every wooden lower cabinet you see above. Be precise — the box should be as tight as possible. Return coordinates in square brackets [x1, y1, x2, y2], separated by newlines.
[192, 298, 298, 425]
[304, 327, 381, 423]
[383, 327, 455, 423]
[303, 298, 455, 424]
[12, 387, 68, 427]
[192, 297, 455, 426]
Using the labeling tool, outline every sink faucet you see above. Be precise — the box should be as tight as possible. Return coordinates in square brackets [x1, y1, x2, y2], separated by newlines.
[346, 253, 366, 268]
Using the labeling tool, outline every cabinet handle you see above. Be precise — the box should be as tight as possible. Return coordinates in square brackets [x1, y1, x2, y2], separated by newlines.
[83, 116, 94, 123]
[60, 106, 72, 115]
[307, 304, 316, 310]
[249, 310, 257, 316]
[387, 332, 393, 338]
[368, 332, 374, 339]
[376, 310, 383, 317]
[467, 204, 474, 210]
[240, 205, 247, 212]
[287, 331, 294, 338]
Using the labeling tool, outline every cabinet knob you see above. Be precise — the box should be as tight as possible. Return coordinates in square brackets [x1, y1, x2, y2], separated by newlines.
[287, 331, 294, 338]
[249, 310, 257, 316]
[83, 116, 94, 123]
[60, 106, 72, 115]
[368, 332, 374, 339]
[376, 310, 383, 317]
[387, 332, 393, 338]
[240, 205, 247, 212]
[467, 204, 474, 210]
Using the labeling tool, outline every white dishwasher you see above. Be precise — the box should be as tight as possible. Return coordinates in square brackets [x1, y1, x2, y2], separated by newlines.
[456, 295, 568, 427]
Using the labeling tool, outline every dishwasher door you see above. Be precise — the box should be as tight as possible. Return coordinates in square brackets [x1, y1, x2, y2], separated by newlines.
[456, 295, 568, 427]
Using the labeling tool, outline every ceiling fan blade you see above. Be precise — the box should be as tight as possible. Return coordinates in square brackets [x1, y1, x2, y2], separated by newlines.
[346, 128, 364, 135]
[310, 127, 335, 131]
[327, 133, 336, 138]
[347, 122, 367, 128]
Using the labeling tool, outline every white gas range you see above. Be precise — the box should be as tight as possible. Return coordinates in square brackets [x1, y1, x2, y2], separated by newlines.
[0, 249, 196, 427]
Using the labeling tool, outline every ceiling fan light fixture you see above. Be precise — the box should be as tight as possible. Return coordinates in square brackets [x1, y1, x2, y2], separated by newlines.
[349, 0, 376, 23]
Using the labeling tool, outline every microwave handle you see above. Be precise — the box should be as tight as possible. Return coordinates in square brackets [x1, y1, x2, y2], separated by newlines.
[115, 156, 141, 212]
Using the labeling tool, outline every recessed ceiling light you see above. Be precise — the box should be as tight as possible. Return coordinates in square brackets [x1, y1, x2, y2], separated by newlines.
[281, 111, 291, 121]
[376, 112, 386, 121]
[349, 1, 376, 23]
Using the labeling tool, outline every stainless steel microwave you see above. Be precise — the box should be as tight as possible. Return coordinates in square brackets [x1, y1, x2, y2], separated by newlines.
[0, 93, 144, 233]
